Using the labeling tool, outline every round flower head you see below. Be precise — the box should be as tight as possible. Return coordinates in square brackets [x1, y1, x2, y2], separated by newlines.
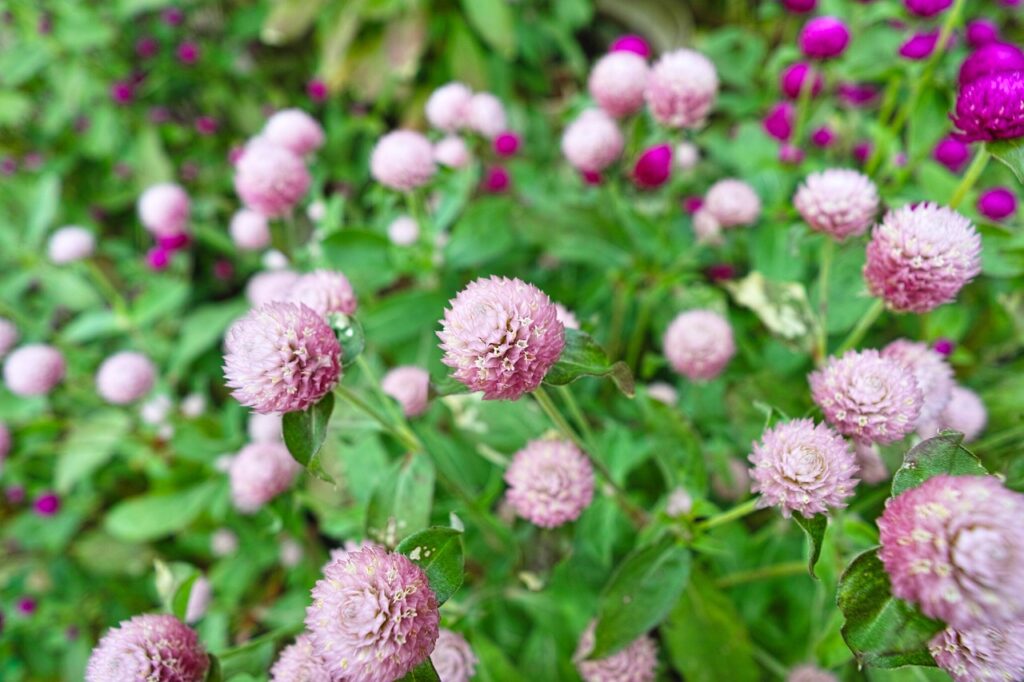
[665, 487, 693, 516]
[932, 385, 987, 442]
[611, 34, 651, 58]
[977, 187, 1016, 221]
[562, 109, 624, 173]
[434, 136, 470, 169]
[262, 109, 325, 156]
[466, 93, 507, 139]
[554, 303, 580, 330]
[933, 135, 970, 172]
[381, 366, 430, 418]
[431, 629, 478, 682]
[904, 0, 952, 16]
[85, 614, 208, 682]
[234, 140, 311, 218]
[787, 665, 838, 682]
[799, 17, 851, 60]
[574, 621, 658, 682]
[704, 179, 761, 228]
[305, 545, 439, 682]
[664, 309, 735, 381]
[647, 381, 678, 406]
[810, 349, 923, 444]
[692, 208, 723, 245]
[138, 183, 190, 237]
[782, 0, 817, 13]
[3, 344, 65, 397]
[929, 623, 1024, 682]
[645, 48, 719, 129]
[228, 441, 301, 513]
[878, 475, 1024, 629]
[96, 351, 156, 405]
[210, 529, 238, 557]
[952, 71, 1024, 142]
[48, 226, 95, 264]
[387, 215, 420, 246]
[959, 43, 1024, 86]
[504, 439, 594, 528]
[675, 141, 699, 170]
[248, 411, 282, 443]
[224, 302, 342, 414]
[438, 276, 565, 400]
[749, 419, 858, 518]
[230, 209, 271, 251]
[588, 51, 649, 118]
[864, 203, 982, 313]
[425, 82, 473, 132]
[632, 144, 672, 189]
[763, 102, 794, 141]
[0, 318, 17, 357]
[246, 270, 299, 307]
[794, 169, 879, 240]
[900, 31, 939, 61]
[881, 339, 953, 426]
[370, 130, 437, 191]
[780, 62, 823, 99]
[966, 20, 999, 50]
[287, 269, 358, 317]
[270, 634, 331, 682]
[853, 441, 889, 485]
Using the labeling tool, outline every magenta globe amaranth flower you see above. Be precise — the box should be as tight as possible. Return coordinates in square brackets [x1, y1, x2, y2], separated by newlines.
[763, 102, 794, 141]
[34, 491, 59, 516]
[958, 43, 1024, 86]
[664, 309, 735, 381]
[704, 179, 761, 228]
[965, 20, 999, 49]
[493, 131, 520, 157]
[900, 31, 939, 61]
[381, 366, 430, 418]
[483, 166, 510, 193]
[779, 144, 805, 165]
[229, 209, 271, 251]
[610, 34, 651, 59]
[929, 623, 1024, 682]
[224, 302, 342, 414]
[270, 634, 331, 682]
[645, 48, 719, 129]
[809, 349, 923, 444]
[85, 614, 208, 682]
[504, 439, 594, 528]
[882, 339, 953, 427]
[632, 144, 672, 189]
[229, 441, 301, 513]
[933, 135, 969, 172]
[977, 187, 1016, 221]
[96, 351, 156, 405]
[287, 269, 358, 317]
[811, 126, 835, 148]
[878, 475, 1024, 629]
[138, 182, 189, 237]
[48, 226, 95, 264]
[307, 78, 327, 102]
[306, 545, 439, 682]
[574, 621, 658, 682]
[175, 41, 199, 64]
[799, 17, 850, 60]
[589, 51, 649, 118]
[952, 71, 1024, 142]
[109, 81, 133, 105]
[562, 109, 624, 174]
[864, 203, 982, 313]
[431, 629, 478, 682]
[262, 109, 325, 156]
[904, 0, 952, 16]
[234, 140, 311, 217]
[794, 169, 879, 240]
[370, 130, 437, 191]
[425, 82, 472, 132]
[437, 276, 565, 400]
[3, 344, 65, 396]
[780, 62, 823, 99]
[146, 246, 171, 271]
[781, 0, 817, 13]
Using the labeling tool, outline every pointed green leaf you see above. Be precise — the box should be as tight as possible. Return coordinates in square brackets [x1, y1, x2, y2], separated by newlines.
[204, 654, 222, 682]
[395, 526, 464, 605]
[105, 482, 217, 542]
[891, 430, 987, 496]
[154, 560, 200, 621]
[366, 453, 435, 547]
[282, 392, 336, 483]
[397, 659, 441, 682]
[988, 139, 1024, 184]
[544, 328, 635, 397]
[793, 513, 827, 578]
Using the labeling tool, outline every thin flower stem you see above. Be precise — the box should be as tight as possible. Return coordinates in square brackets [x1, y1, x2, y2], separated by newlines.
[716, 561, 807, 588]
[697, 497, 760, 531]
[835, 298, 885, 356]
[948, 146, 990, 210]
[751, 644, 790, 680]
[814, 238, 835, 365]
[216, 622, 304, 659]
[557, 385, 596, 447]
[334, 384, 420, 452]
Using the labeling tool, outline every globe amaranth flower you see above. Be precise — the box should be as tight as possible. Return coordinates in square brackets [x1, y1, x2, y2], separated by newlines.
[574, 621, 658, 682]
[554, 303, 580, 330]
[286, 269, 358, 317]
[929, 622, 1024, 682]
[780, 62, 823, 99]
[922, 384, 987, 442]
[610, 34, 651, 59]
[0, 318, 17, 358]
[270, 633, 331, 682]
[799, 17, 850, 60]
[839, 83, 879, 108]
[878, 475, 1024, 629]
[229, 209, 271, 251]
[381, 366, 430, 418]
[305, 545, 439, 682]
[787, 665, 839, 682]
[431, 628, 478, 682]
[493, 132, 520, 157]
[234, 140, 311, 217]
[977, 187, 1016, 221]
[904, 0, 952, 16]
[645, 48, 719, 129]
[466, 93, 507, 139]
[434, 136, 470, 169]
[864, 203, 982, 313]
[933, 135, 969, 172]
[482, 166, 510, 193]
[96, 351, 157, 405]
[632, 144, 672, 189]
[900, 31, 939, 61]
[562, 109, 624, 174]
[248, 412, 282, 443]
[425, 82, 473, 132]
[438, 276, 565, 400]
[3, 344, 65, 397]
[138, 182, 190, 237]
[228, 441, 301, 513]
[958, 43, 1024, 86]
[504, 438, 595, 528]
[782, 0, 817, 13]
[245, 270, 300, 308]
[675, 141, 699, 170]
[85, 614, 208, 682]
[224, 302, 341, 414]
[881, 339, 953, 426]
[184, 577, 210, 624]
[853, 441, 889, 485]
[646, 381, 678, 406]
[965, 20, 999, 50]
[387, 215, 420, 246]
[952, 71, 1024, 142]
[794, 169, 879, 240]
[371, 130, 437, 191]
[809, 349, 923, 444]
[262, 109, 325, 157]
[664, 309, 735, 381]
[211, 529, 238, 557]
[588, 51, 649, 118]
[48, 226, 95, 264]
[763, 102, 794, 142]
[704, 179, 761, 228]
[749, 419, 858, 518]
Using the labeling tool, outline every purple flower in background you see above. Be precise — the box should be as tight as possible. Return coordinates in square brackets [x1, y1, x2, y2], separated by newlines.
[952, 71, 1024, 142]
[483, 166, 511, 193]
[176, 41, 199, 65]
[904, 0, 952, 17]
[780, 62, 823, 99]
[194, 116, 217, 135]
[900, 31, 939, 61]
[17, 598, 36, 615]
[799, 17, 851, 60]
[977, 187, 1017, 221]
[811, 126, 835, 148]
[110, 81, 133, 105]
[933, 135, 970, 171]
[959, 43, 1024, 86]
[633, 144, 673, 188]
[779, 144, 804, 164]
[853, 141, 872, 164]
[763, 102, 794, 141]
[136, 37, 158, 59]
[494, 131, 520, 157]
[781, 0, 817, 13]
[966, 20, 999, 49]
[933, 338, 954, 356]
[33, 492, 60, 516]
[837, 83, 879, 108]
[148, 107, 171, 124]
[146, 246, 171, 271]
[162, 7, 184, 26]
[307, 78, 328, 102]
[610, 34, 651, 59]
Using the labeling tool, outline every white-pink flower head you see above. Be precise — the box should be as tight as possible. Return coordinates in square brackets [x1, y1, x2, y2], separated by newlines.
[933, 385, 987, 442]
[270, 633, 331, 682]
[96, 351, 156, 405]
[434, 136, 471, 169]
[504, 438, 595, 528]
[554, 303, 580, 330]
[663, 309, 735, 381]
[431, 628, 478, 682]
[230, 209, 271, 251]
[262, 108, 325, 156]
[224, 302, 341, 414]
[0, 318, 17, 358]
[234, 140, 311, 218]
[589, 51, 649, 118]
[371, 130, 437, 191]
[286, 269, 358, 317]
[466, 92, 507, 139]
[647, 381, 678, 405]
[305, 545, 439, 682]
[425, 82, 473, 132]
[704, 179, 761, 228]
[3, 344, 65, 397]
[853, 441, 889, 485]
[675, 141, 700, 170]
[881, 339, 953, 426]
[245, 270, 300, 307]
[381, 366, 430, 417]
[562, 109, 624, 174]
[48, 226, 95, 264]
[438, 276, 565, 400]
[85, 614, 208, 682]
[930, 622, 1024, 682]
[692, 208, 723, 245]
[248, 411, 282, 443]
[184, 576, 210, 624]
[794, 169, 879, 240]
[138, 183, 190, 237]
[228, 441, 301, 513]
[645, 48, 719, 129]
[787, 665, 839, 682]
[387, 215, 420, 246]
[574, 621, 658, 682]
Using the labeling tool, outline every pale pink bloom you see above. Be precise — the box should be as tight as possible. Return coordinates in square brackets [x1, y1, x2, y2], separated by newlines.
[229, 209, 271, 251]
[0, 318, 17, 357]
[387, 215, 420, 246]
[787, 665, 839, 682]
[306, 200, 326, 222]
[248, 412, 282, 443]
[262, 108, 325, 156]
[245, 270, 299, 307]
[180, 393, 205, 418]
[930, 622, 1024, 682]
[228, 441, 301, 513]
[588, 51, 649, 117]
[425, 82, 473, 132]
[466, 92, 507, 139]
[280, 537, 303, 567]
[794, 169, 879, 240]
[574, 621, 658, 682]
[505, 438, 594, 528]
[211, 529, 238, 557]
[675, 141, 700, 170]
[0, 422, 10, 465]
[853, 441, 889, 485]
[665, 487, 693, 517]
[184, 577, 210, 624]
[270, 633, 331, 682]
[48, 226, 95, 264]
[692, 208, 723, 244]
[554, 303, 580, 330]
[431, 628, 478, 682]
[663, 309, 735, 381]
[287, 269, 358, 317]
[371, 130, 437, 191]
[138, 183, 190, 237]
[96, 351, 156, 405]
[3, 344, 65, 396]
[647, 382, 678, 405]
[929, 385, 987, 442]
[434, 136, 471, 169]
[234, 140, 311, 218]
[85, 614, 207, 682]
[713, 458, 752, 501]
[140, 395, 172, 425]
[881, 339, 953, 426]
[704, 179, 761, 228]
[645, 48, 719, 129]
[562, 109, 624, 173]
[381, 366, 430, 417]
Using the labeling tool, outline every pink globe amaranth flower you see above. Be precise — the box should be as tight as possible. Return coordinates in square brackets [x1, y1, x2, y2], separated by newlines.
[370, 130, 436, 191]
[665, 486, 693, 516]
[610, 34, 651, 59]
[438, 276, 565, 400]
[904, 0, 952, 17]
[878, 475, 1024, 629]
[34, 492, 60, 516]
[262, 109, 325, 156]
[146, 246, 172, 271]
[431, 628, 478, 682]
[211, 529, 238, 557]
[554, 303, 580, 330]
[692, 208, 723, 245]
[162, 7, 184, 26]
[493, 131, 520, 157]
[184, 577, 210, 624]
[270, 633, 331, 682]
[306, 545, 439, 682]
[675, 141, 699, 170]
[786, 665, 839, 682]
[811, 126, 835, 148]
[782, 0, 817, 12]
[763, 102, 794, 142]
[194, 116, 217, 136]
[287, 269, 358, 317]
[574, 621, 658, 682]
[958, 43, 1024, 86]
[224, 302, 341, 414]
[853, 441, 889, 485]
[110, 81, 134, 105]
[780, 62, 823, 99]
[307, 78, 328, 102]
[965, 20, 998, 49]
[881, 339, 953, 426]
[466, 92, 507, 139]
[381, 366, 430, 418]
[228, 441, 300, 513]
[234, 140, 311, 217]
[794, 169, 879, 241]
[977, 187, 1016, 221]
[952, 70, 1024, 142]
[483, 166, 510, 193]
[589, 51, 649, 118]
[799, 17, 851, 60]
[647, 381, 678, 406]
[748, 419, 858, 519]
[96, 351, 156, 405]
[136, 36, 159, 58]
[663, 309, 735, 381]
[864, 203, 982, 313]
[175, 41, 199, 64]
[929, 622, 1024, 682]
[683, 196, 703, 214]
[632, 144, 672, 189]
[930, 384, 987, 442]
[852, 141, 873, 164]
[138, 183, 190, 237]
[705, 262, 736, 282]
[85, 614, 208, 682]
[645, 48, 718, 129]
[933, 135, 970, 171]
[434, 136, 470, 169]
[246, 270, 300, 307]
[704, 178, 761, 228]
[425, 82, 473, 132]
[900, 31, 939, 60]
[48, 226, 95, 264]
[3, 344, 65, 397]
[505, 439, 594, 528]
[387, 215, 419, 246]
[248, 412, 282, 443]
[0, 421, 10, 462]
[810, 349, 923, 444]
[779, 144, 805, 165]
[561, 109, 624, 173]
[229, 209, 271, 251]
[933, 337, 954, 356]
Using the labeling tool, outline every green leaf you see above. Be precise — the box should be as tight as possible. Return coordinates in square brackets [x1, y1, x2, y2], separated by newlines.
[793, 514, 828, 579]
[261, 0, 328, 45]
[988, 139, 1024, 184]
[891, 431, 988, 496]
[395, 526, 464, 604]
[366, 454, 435, 547]
[282, 393, 336, 483]
[27, 173, 60, 250]
[591, 536, 691, 659]
[154, 559, 200, 621]
[327, 314, 365, 368]
[458, 0, 516, 58]
[205, 654, 223, 682]
[445, 198, 518, 268]
[55, 410, 131, 493]
[104, 482, 217, 542]
[837, 549, 944, 668]
[322, 230, 394, 292]
[397, 659, 441, 682]
[543, 328, 635, 397]
[723, 272, 817, 351]
[168, 300, 249, 378]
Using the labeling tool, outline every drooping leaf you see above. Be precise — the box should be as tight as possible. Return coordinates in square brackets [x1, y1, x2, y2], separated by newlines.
[988, 139, 1024, 184]
[544, 328, 635, 397]
[366, 454, 435, 547]
[105, 482, 218, 542]
[793, 513, 828, 578]
[891, 430, 987, 496]
[395, 526, 464, 604]
[282, 392, 336, 483]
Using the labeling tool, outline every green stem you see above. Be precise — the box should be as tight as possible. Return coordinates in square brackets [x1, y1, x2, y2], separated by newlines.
[697, 498, 759, 531]
[334, 384, 420, 452]
[948, 147, 990, 210]
[751, 644, 790, 680]
[835, 299, 885, 356]
[865, 76, 904, 175]
[625, 286, 656, 373]
[557, 385, 596, 447]
[83, 260, 130, 320]
[716, 561, 807, 588]
[815, 238, 835, 365]
[790, 68, 817, 148]
[216, 623, 304, 660]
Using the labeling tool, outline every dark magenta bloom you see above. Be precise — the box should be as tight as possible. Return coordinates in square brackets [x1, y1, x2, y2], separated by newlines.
[162, 7, 184, 26]
[136, 37, 159, 58]
[780, 62, 823, 99]
[952, 71, 1024, 142]
[610, 34, 651, 59]
[33, 492, 59, 516]
[148, 106, 171, 124]
[157, 233, 190, 251]
[837, 82, 879, 107]
[194, 116, 218, 135]
[762, 102, 794, 142]
[811, 126, 836, 148]
[493, 132, 520, 157]
[110, 81, 134, 105]
[147, 246, 172, 271]
[682, 196, 704, 214]
[966, 20, 999, 49]
[176, 41, 199, 65]
[214, 260, 234, 280]
[899, 31, 938, 61]
[853, 141, 872, 164]
[706, 263, 737, 282]
[799, 17, 850, 59]
[959, 43, 1024, 86]
[307, 78, 328, 102]
[781, 0, 817, 12]
[22, 153, 43, 170]
[903, 0, 951, 16]
[483, 166, 510, 193]
[977, 187, 1017, 221]
[632, 144, 672, 189]
[581, 170, 602, 186]
[0, 157, 16, 175]
[933, 136, 969, 171]
[16, 598, 36, 615]
[933, 338, 954, 356]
